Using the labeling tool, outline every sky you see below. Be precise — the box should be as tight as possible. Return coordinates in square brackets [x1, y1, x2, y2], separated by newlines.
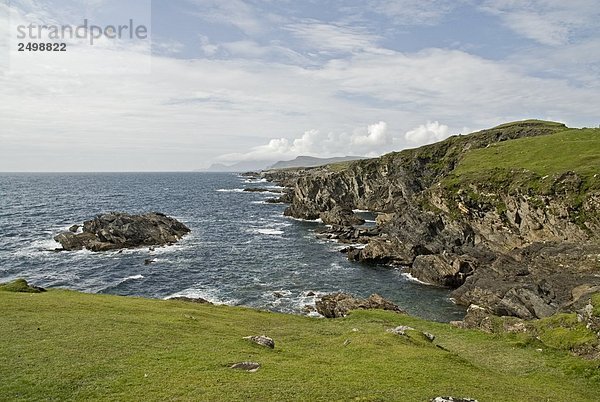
[0, 0, 599, 171]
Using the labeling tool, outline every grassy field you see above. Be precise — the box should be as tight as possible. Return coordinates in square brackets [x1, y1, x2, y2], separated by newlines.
[1, 289, 600, 401]
[453, 128, 600, 178]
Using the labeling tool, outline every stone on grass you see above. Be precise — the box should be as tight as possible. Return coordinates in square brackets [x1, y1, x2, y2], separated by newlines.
[230, 362, 261, 372]
[244, 335, 275, 349]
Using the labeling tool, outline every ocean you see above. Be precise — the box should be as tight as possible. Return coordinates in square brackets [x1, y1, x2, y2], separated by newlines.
[0, 172, 465, 321]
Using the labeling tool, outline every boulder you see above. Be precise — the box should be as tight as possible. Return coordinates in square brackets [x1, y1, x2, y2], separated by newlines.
[410, 254, 476, 288]
[54, 212, 191, 252]
[387, 326, 414, 336]
[319, 206, 365, 227]
[316, 292, 404, 318]
[243, 335, 275, 349]
[230, 362, 260, 372]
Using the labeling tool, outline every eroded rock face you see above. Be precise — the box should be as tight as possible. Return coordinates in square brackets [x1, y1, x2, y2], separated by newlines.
[54, 212, 190, 252]
[316, 293, 404, 318]
[263, 121, 600, 320]
[319, 206, 365, 227]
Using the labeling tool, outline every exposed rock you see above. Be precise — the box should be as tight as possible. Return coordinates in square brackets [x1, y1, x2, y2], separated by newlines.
[168, 296, 212, 304]
[316, 293, 404, 318]
[243, 187, 283, 193]
[452, 304, 528, 334]
[264, 121, 600, 320]
[54, 212, 191, 252]
[431, 397, 479, 402]
[410, 254, 476, 287]
[423, 332, 436, 342]
[241, 171, 261, 177]
[453, 304, 495, 333]
[319, 206, 365, 227]
[243, 335, 275, 349]
[144, 258, 156, 265]
[230, 362, 260, 372]
[68, 224, 80, 233]
[387, 326, 414, 336]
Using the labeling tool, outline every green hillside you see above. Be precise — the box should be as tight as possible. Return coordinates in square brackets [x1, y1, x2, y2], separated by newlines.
[1, 288, 599, 401]
[454, 127, 600, 178]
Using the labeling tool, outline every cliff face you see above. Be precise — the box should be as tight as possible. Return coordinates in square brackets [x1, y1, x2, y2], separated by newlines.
[264, 121, 600, 319]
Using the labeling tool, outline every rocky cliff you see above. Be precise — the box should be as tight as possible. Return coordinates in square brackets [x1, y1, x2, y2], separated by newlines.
[263, 120, 600, 320]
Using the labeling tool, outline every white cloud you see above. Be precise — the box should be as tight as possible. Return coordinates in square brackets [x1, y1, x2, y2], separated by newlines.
[2, 1, 600, 171]
[351, 121, 389, 147]
[366, 0, 456, 25]
[218, 122, 398, 162]
[404, 121, 449, 145]
[284, 20, 380, 54]
[480, 0, 599, 46]
[186, 0, 266, 36]
[199, 35, 219, 56]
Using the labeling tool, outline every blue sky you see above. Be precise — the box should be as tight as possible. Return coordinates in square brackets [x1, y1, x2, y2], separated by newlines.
[1, 0, 599, 171]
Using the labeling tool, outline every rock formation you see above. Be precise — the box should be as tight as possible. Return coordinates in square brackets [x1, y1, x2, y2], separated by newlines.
[316, 293, 404, 318]
[261, 121, 600, 320]
[54, 212, 190, 252]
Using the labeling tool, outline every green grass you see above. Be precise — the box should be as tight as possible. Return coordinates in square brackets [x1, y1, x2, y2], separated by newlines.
[1, 290, 600, 401]
[532, 314, 598, 351]
[453, 128, 600, 178]
[0, 278, 44, 293]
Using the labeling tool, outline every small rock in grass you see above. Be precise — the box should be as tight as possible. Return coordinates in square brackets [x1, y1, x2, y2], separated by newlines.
[431, 398, 479, 402]
[243, 335, 275, 349]
[423, 332, 436, 342]
[387, 326, 414, 336]
[230, 362, 261, 372]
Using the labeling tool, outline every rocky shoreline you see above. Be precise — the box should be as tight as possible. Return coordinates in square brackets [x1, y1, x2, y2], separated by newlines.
[253, 121, 600, 321]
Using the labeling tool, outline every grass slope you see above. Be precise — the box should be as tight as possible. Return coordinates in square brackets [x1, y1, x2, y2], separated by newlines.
[1, 290, 600, 401]
[454, 128, 600, 178]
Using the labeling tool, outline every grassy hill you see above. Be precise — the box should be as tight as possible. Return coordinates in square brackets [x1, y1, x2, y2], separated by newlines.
[1, 288, 600, 401]
[453, 127, 600, 179]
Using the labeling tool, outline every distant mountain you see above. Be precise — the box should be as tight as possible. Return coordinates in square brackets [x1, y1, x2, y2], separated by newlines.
[269, 156, 368, 170]
[200, 160, 271, 172]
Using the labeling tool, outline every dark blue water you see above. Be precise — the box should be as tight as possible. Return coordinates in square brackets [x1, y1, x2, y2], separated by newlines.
[0, 173, 465, 321]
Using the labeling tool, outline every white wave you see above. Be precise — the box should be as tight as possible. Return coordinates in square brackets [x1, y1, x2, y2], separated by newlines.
[250, 228, 284, 236]
[286, 216, 323, 223]
[124, 274, 144, 281]
[166, 288, 239, 306]
[244, 178, 267, 183]
[401, 272, 431, 285]
[353, 209, 372, 213]
[216, 188, 245, 193]
[331, 243, 366, 251]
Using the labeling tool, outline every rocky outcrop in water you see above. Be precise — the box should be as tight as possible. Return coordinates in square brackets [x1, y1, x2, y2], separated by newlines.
[262, 121, 600, 320]
[54, 212, 190, 252]
[316, 293, 404, 318]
